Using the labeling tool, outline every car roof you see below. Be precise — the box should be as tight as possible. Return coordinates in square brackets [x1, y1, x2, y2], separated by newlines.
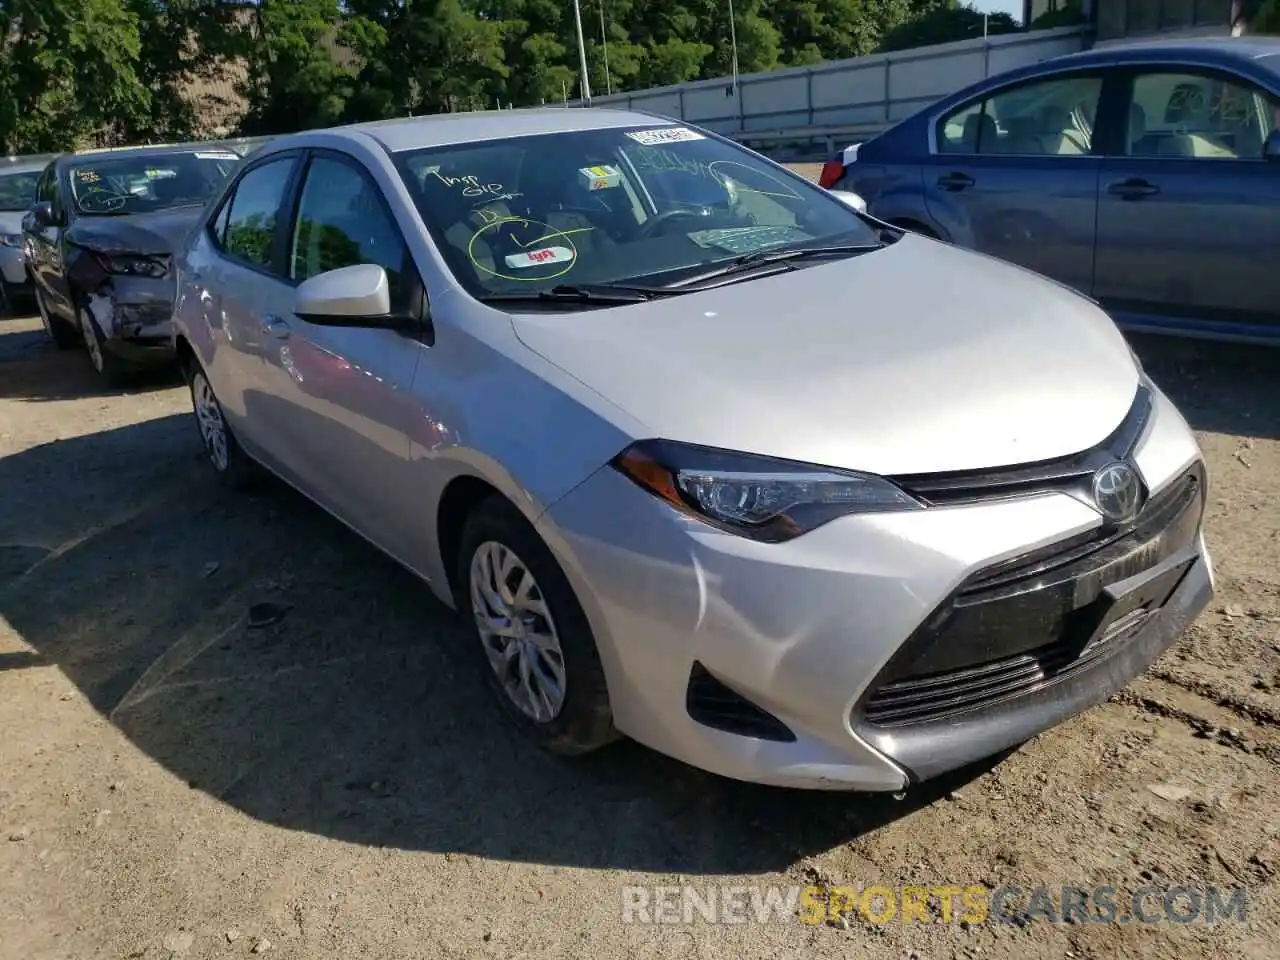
[59, 143, 242, 166]
[1037, 34, 1280, 72]
[0, 159, 48, 175]
[279, 107, 673, 153]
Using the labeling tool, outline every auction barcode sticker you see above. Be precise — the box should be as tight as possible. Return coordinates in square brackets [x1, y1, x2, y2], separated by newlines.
[625, 127, 706, 146]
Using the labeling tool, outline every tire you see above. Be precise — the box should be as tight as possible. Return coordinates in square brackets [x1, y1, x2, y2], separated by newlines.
[455, 495, 616, 756]
[34, 287, 78, 350]
[188, 362, 257, 490]
[76, 303, 132, 387]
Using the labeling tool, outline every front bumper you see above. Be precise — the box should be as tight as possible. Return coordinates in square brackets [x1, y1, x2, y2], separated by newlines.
[538, 385, 1211, 791]
[85, 286, 177, 368]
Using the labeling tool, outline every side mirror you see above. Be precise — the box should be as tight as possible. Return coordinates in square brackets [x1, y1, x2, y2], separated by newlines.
[829, 189, 868, 214]
[293, 263, 424, 332]
[1265, 129, 1280, 163]
[30, 201, 55, 228]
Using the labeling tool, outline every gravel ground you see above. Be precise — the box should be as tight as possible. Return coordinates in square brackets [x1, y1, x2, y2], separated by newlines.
[1, 231, 1278, 958]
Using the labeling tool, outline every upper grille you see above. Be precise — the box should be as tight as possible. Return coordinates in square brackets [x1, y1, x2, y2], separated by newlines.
[890, 385, 1152, 508]
[858, 463, 1204, 728]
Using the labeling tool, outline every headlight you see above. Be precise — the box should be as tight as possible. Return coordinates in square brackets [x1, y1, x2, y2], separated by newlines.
[94, 252, 169, 278]
[0, 233, 21, 248]
[611, 439, 922, 542]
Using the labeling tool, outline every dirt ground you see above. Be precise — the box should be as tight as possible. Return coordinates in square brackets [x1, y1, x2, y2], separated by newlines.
[1, 262, 1279, 957]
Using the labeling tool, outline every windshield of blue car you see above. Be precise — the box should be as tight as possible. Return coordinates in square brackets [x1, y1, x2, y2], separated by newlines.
[393, 125, 879, 298]
[0, 171, 40, 212]
[68, 151, 240, 217]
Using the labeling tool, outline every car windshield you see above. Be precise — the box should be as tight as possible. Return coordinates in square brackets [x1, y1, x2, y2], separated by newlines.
[68, 150, 240, 217]
[0, 170, 40, 212]
[393, 125, 880, 299]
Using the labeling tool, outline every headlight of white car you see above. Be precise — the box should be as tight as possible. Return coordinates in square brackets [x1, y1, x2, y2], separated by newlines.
[612, 439, 922, 542]
[0, 233, 22, 248]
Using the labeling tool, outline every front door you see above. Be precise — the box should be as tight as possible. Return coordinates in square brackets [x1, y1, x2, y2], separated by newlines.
[267, 151, 425, 562]
[27, 167, 72, 316]
[923, 69, 1106, 297]
[1093, 66, 1280, 339]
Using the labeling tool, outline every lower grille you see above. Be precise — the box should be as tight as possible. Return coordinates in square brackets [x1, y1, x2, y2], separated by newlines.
[686, 662, 796, 742]
[858, 465, 1204, 728]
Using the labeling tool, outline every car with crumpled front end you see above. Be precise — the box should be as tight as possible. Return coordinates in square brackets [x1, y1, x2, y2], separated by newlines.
[0, 159, 45, 318]
[23, 144, 241, 384]
[172, 109, 1215, 791]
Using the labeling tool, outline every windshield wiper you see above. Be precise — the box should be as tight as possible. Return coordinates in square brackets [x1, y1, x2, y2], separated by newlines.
[664, 240, 890, 290]
[477, 282, 680, 307]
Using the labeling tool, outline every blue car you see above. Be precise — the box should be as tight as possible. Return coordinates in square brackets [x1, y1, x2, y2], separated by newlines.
[822, 36, 1280, 345]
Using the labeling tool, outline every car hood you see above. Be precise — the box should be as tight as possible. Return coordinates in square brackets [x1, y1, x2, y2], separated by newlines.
[510, 235, 1140, 476]
[65, 204, 206, 256]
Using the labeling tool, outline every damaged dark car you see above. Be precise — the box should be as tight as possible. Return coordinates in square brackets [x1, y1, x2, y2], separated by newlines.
[24, 145, 241, 384]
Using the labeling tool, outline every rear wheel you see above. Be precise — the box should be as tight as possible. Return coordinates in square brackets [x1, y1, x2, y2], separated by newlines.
[456, 496, 616, 755]
[35, 287, 77, 349]
[189, 363, 257, 489]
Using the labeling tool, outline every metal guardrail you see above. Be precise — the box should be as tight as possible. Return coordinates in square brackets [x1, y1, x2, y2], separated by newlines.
[573, 25, 1090, 139]
[731, 122, 893, 155]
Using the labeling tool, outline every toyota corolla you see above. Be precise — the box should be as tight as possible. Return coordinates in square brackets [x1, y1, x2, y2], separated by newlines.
[171, 108, 1213, 790]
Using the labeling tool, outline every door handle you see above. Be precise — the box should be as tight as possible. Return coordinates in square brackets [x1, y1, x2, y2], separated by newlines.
[937, 172, 975, 192]
[1107, 178, 1159, 200]
[260, 315, 291, 340]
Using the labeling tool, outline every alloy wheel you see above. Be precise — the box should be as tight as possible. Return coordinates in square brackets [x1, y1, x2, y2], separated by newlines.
[78, 308, 104, 373]
[192, 371, 229, 472]
[469, 541, 568, 723]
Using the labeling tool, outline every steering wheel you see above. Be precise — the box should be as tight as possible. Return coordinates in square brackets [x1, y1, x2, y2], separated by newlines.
[635, 208, 708, 240]
[77, 188, 129, 214]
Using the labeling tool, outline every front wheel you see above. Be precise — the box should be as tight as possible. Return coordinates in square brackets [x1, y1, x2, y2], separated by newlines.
[77, 304, 130, 386]
[456, 496, 616, 755]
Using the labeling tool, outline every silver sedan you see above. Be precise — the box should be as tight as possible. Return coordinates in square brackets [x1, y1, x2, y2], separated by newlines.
[171, 108, 1214, 790]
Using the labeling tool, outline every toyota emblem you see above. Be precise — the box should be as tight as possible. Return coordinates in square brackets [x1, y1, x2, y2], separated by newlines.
[1092, 461, 1144, 523]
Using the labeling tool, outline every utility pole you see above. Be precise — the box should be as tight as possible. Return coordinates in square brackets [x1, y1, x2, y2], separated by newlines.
[600, 0, 612, 96]
[728, 0, 740, 92]
[572, 0, 592, 104]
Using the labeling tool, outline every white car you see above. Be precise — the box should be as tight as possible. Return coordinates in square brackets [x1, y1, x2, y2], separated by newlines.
[171, 108, 1213, 790]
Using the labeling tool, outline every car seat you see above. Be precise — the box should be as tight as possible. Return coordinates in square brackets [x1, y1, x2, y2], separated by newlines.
[961, 112, 998, 153]
[1037, 105, 1089, 154]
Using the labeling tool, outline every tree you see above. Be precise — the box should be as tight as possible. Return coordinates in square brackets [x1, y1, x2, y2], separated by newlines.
[237, 0, 353, 136]
[0, 0, 151, 153]
[879, 1, 1019, 52]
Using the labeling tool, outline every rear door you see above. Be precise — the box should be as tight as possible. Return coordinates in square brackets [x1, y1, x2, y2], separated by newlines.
[1093, 65, 1280, 339]
[922, 69, 1108, 296]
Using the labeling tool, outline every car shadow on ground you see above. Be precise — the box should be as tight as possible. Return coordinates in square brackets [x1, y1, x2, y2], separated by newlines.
[0, 319, 181, 401]
[1128, 333, 1280, 441]
[0, 414, 1005, 874]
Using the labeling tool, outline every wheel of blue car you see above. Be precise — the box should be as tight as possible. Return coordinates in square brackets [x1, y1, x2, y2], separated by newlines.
[456, 495, 616, 756]
[188, 363, 257, 490]
[76, 304, 130, 387]
[34, 288, 77, 350]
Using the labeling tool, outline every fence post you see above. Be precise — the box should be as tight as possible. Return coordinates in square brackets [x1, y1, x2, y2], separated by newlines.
[884, 58, 892, 124]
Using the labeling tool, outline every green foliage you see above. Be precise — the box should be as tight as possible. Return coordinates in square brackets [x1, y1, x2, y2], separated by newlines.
[0, 0, 1048, 153]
